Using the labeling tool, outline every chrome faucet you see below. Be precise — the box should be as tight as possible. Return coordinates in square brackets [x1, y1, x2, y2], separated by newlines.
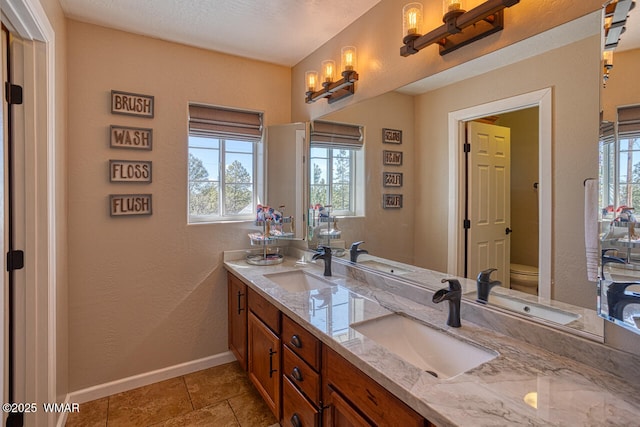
[349, 241, 368, 262]
[607, 281, 640, 321]
[312, 246, 332, 277]
[476, 268, 501, 304]
[433, 278, 462, 328]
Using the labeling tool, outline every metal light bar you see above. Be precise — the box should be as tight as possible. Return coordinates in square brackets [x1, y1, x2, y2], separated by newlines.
[401, 0, 520, 57]
[305, 70, 359, 104]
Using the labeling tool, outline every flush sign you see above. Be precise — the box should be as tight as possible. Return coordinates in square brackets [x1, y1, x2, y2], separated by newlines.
[110, 194, 152, 217]
[383, 194, 403, 209]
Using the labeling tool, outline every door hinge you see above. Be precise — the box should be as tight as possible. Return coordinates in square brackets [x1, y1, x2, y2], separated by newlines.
[463, 142, 471, 153]
[463, 219, 471, 229]
[7, 250, 24, 271]
[5, 82, 23, 105]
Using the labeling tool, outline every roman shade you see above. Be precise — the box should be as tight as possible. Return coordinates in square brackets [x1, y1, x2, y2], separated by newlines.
[310, 120, 364, 150]
[189, 104, 263, 142]
[617, 105, 640, 136]
[600, 121, 615, 143]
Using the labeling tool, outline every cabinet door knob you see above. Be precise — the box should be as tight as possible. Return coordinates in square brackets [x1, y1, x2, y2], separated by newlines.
[290, 334, 302, 348]
[290, 413, 302, 427]
[291, 366, 303, 382]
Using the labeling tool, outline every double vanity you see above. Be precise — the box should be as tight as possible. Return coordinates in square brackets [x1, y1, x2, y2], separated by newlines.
[224, 249, 640, 426]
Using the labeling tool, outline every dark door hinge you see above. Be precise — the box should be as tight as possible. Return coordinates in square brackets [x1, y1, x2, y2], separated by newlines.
[7, 250, 24, 271]
[463, 219, 471, 229]
[463, 142, 471, 153]
[5, 82, 23, 105]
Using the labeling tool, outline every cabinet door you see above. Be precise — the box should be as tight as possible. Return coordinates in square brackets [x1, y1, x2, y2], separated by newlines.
[327, 386, 373, 427]
[248, 311, 281, 419]
[228, 274, 247, 370]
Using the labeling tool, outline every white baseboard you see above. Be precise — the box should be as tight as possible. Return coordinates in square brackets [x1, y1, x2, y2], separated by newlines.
[62, 351, 236, 415]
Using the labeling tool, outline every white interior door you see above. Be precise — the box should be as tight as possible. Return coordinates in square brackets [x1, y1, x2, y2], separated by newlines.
[467, 121, 511, 287]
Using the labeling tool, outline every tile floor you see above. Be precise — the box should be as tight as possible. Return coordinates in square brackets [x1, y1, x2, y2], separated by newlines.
[65, 361, 279, 427]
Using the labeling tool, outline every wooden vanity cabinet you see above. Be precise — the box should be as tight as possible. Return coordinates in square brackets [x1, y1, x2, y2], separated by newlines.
[322, 346, 430, 427]
[227, 272, 431, 427]
[227, 273, 247, 370]
[247, 287, 282, 420]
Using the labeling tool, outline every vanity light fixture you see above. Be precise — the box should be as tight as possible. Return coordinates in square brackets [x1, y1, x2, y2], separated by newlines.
[305, 47, 359, 104]
[400, 0, 520, 57]
[603, 49, 614, 87]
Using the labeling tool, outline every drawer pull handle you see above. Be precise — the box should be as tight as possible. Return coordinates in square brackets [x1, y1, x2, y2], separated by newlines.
[269, 348, 278, 378]
[237, 291, 245, 314]
[291, 366, 303, 382]
[290, 334, 302, 348]
[291, 413, 302, 427]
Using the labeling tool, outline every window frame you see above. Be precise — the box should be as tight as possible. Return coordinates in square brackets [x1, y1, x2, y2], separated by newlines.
[187, 104, 264, 224]
[309, 146, 358, 217]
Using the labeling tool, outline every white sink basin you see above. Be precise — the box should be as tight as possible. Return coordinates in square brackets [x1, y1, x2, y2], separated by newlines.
[488, 294, 580, 325]
[359, 260, 412, 275]
[263, 270, 333, 292]
[352, 314, 497, 379]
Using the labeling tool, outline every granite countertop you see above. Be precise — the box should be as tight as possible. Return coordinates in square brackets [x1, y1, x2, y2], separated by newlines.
[224, 252, 640, 426]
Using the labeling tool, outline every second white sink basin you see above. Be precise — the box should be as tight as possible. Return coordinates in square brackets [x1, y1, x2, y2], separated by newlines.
[359, 260, 413, 275]
[352, 314, 497, 379]
[264, 270, 333, 292]
[488, 294, 580, 325]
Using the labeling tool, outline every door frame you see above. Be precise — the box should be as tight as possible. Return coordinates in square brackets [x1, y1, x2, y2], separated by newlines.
[447, 88, 552, 299]
[2, 0, 57, 425]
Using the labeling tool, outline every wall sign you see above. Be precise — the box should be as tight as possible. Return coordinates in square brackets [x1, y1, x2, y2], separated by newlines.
[383, 150, 403, 166]
[110, 194, 152, 217]
[109, 160, 152, 183]
[383, 172, 403, 187]
[383, 194, 403, 209]
[110, 125, 153, 150]
[111, 90, 154, 118]
[382, 128, 402, 144]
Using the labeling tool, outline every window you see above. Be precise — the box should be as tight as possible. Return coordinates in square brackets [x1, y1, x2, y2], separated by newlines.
[188, 104, 263, 223]
[309, 121, 364, 217]
[599, 105, 640, 214]
[310, 147, 355, 215]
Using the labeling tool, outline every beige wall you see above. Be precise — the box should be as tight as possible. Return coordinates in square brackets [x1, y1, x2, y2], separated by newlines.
[412, 35, 601, 309]
[601, 48, 640, 122]
[291, 0, 603, 123]
[322, 92, 415, 263]
[496, 108, 540, 269]
[66, 20, 290, 390]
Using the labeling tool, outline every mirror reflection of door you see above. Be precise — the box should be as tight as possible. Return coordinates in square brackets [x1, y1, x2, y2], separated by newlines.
[463, 108, 540, 294]
[466, 121, 511, 287]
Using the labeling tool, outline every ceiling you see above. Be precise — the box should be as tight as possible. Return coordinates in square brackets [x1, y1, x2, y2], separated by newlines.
[59, 0, 383, 67]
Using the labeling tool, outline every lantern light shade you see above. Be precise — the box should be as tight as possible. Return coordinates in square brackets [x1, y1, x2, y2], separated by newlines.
[403, 2, 423, 39]
[603, 50, 614, 68]
[341, 46, 357, 72]
[443, 0, 466, 15]
[321, 60, 336, 83]
[305, 70, 318, 92]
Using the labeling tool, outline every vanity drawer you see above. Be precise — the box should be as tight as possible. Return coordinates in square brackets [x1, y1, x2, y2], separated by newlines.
[282, 376, 320, 427]
[283, 345, 321, 405]
[282, 315, 321, 370]
[248, 288, 281, 334]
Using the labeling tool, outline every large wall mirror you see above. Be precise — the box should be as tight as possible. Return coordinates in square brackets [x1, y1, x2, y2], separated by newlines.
[598, 0, 640, 336]
[289, 10, 616, 340]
